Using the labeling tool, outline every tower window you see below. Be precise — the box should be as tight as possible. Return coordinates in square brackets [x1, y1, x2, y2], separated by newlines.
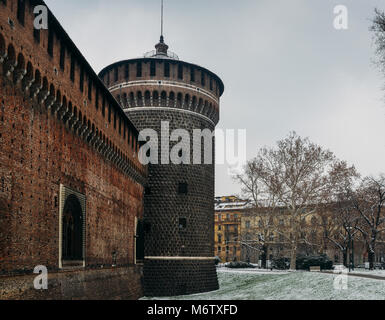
[179, 218, 187, 230]
[114, 67, 118, 81]
[178, 64, 183, 79]
[201, 71, 205, 86]
[190, 67, 195, 82]
[125, 63, 129, 79]
[136, 62, 142, 77]
[144, 221, 152, 233]
[178, 182, 188, 195]
[150, 61, 156, 76]
[164, 62, 170, 77]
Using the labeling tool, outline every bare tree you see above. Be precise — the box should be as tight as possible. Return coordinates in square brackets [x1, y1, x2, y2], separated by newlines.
[235, 160, 279, 268]
[254, 132, 337, 270]
[351, 175, 385, 270]
[321, 161, 360, 267]
[371, 8, 385, 76]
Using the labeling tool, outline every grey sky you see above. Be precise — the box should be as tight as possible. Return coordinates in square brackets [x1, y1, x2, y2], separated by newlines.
[45, 0, 385, 197]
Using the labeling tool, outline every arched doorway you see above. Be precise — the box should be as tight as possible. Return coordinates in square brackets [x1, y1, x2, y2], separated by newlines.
[62, 194, 83, 261]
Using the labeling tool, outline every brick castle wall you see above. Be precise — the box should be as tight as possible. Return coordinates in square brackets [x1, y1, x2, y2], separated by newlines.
[0, 0, 146, 299]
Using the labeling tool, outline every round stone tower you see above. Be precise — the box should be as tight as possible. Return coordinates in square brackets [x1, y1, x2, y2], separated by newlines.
[99, 36, 224, 297]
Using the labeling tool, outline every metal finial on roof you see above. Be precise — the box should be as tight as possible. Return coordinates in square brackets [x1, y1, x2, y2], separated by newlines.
[161, 0, 164, 41]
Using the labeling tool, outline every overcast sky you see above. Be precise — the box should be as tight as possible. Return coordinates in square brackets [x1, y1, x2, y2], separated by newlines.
[45, 0, 385, 197]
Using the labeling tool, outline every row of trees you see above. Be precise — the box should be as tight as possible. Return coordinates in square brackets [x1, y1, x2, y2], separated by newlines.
[235, 132, 385, 270]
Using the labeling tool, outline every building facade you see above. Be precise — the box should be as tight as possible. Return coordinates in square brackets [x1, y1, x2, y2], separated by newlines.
[240, 206, 385, 268]
[99, 36, 224, 296]
[214, 197, 249, 263]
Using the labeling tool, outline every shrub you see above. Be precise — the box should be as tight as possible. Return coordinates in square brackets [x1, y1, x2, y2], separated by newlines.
[272, 257, 290, 270]
[296, 254, 333, 270]
[226, 261, 256, 269]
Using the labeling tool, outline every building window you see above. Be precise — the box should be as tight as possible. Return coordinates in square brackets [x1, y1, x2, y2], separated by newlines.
[150, 61, 156, 76]
[179, 218, 187, 230]
[245, 220, 250, 229]
[164, 62, 170, 77]
[218, 235, 222, 243]
[60, 43, 65, 70]
[178, 182, 188, 194]
[136, 62, 142, 77]
[218, 246, 221, 252]
[17, 0, 25, 26]
[201, 71, 205, 86]
[218, 225, 222, 231]
[178, 64, 183, 79]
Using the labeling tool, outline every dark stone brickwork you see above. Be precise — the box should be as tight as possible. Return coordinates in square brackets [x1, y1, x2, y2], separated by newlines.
[144, 259, 218, 297]
[126, 108, 218, 296]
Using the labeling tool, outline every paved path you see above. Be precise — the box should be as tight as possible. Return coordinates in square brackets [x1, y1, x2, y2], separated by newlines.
[323, 270, 385, 281]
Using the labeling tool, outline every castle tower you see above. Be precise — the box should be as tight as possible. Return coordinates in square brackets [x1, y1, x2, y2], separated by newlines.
[99, 35, 224, 296]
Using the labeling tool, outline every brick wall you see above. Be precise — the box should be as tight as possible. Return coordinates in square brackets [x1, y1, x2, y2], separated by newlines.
[0, 0, 146, 299]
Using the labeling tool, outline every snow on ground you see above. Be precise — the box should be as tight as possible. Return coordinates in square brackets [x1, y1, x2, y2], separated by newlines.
[142, 269, 385, 300]
[350, 269, 385, 277]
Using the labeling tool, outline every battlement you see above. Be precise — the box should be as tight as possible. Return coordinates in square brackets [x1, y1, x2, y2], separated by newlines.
[0, 0, 146, 180]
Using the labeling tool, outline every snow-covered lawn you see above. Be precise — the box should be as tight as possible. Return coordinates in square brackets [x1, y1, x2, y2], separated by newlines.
[142, 269, 385, 300]
[350, 269, 385, 277]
